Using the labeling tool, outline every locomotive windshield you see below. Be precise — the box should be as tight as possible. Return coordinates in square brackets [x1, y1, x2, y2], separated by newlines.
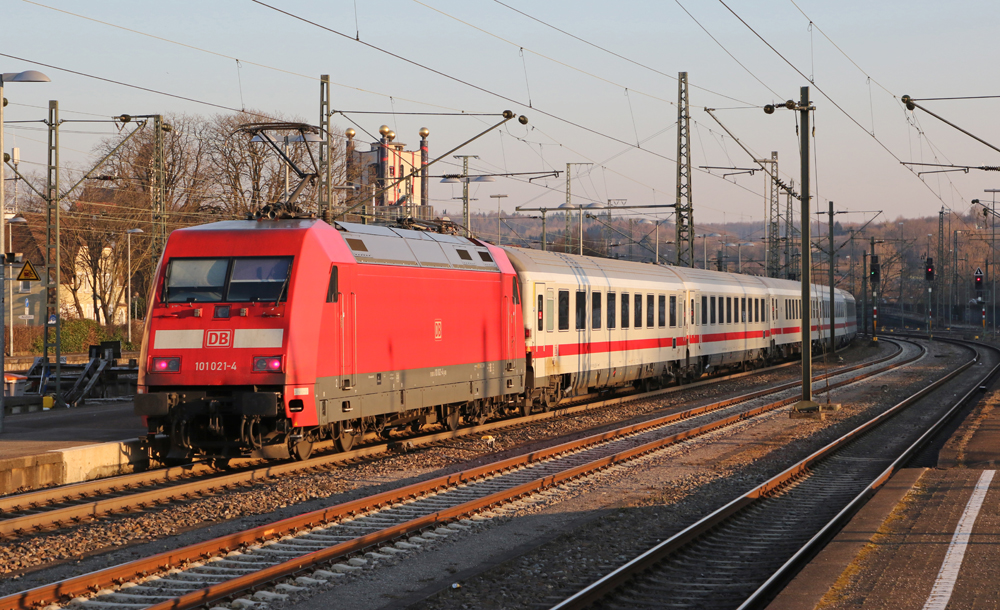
[165, 256, 292, 303]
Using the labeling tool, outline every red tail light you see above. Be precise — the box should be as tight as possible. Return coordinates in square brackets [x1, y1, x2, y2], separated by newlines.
[253, 356, 283, 372]
[151, 357, 181, 373]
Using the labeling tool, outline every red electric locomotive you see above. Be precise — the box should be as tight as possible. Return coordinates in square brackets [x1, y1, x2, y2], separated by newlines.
[135, 219, 526, 463]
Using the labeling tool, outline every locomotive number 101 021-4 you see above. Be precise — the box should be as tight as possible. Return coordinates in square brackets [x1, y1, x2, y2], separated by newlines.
[195, 361, 238, 372]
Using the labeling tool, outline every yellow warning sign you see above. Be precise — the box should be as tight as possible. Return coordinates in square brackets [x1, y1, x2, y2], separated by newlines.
[16, 260, 40, 282]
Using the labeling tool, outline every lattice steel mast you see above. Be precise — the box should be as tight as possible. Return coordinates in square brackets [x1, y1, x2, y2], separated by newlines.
[318, 75, 332, 219]
[151, 114, 167, 262]
[675, 72, 694, 267]
[765, 151, 781, 277]
[43, 101, 62, 405]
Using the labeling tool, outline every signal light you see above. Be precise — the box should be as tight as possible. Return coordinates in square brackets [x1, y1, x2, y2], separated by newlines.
[869, 255, 880, 284]
[976, 275, 984, 290]
[253, 356, 283, 372]
[151, 357, 180, 373]
[926, 258, 934, 281]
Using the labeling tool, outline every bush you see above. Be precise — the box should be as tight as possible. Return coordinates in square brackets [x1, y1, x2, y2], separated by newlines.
[24, 319, 142, 355]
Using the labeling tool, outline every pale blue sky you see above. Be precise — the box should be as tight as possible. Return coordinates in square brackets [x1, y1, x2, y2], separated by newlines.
[3, 0, 998, 236]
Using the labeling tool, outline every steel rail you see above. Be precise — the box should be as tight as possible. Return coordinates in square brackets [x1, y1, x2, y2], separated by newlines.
[548, 339, 981, 610]
[738, 338, 1000, 609]
[0, 341, 915, 610]
[0, 344, 899, 538]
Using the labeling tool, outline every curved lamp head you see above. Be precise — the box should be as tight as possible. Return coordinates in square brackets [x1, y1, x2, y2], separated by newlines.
[2, 70, 51, 83]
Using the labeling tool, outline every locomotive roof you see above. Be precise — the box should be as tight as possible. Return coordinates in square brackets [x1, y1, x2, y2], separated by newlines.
[333, 221, 500, 271]
[180, 219, 320, 231]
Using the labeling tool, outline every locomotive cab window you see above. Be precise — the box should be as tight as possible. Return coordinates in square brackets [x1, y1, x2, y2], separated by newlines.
[164, 256, 293, 303]
[164, 258, 228, 302]
[228, 257, 292, 302]
[326, 265, 339, 303]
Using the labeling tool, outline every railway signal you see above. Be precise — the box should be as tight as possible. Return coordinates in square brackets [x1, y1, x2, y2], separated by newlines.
[869, 255, 880, 284]
[925, 258, 934, 281]
[975, 267, 984, 291]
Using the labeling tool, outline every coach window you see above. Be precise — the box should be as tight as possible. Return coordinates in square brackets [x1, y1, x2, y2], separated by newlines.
[647, 294, 655, 328]
[726, 297, 732, 324]
[669, 295, 677, 327]
[710, 296, 716, 324]
[608, 293, 617, 329]
[659, 295, 667, 327]
[592, 292, 602, 330]
[622, 293, 630, 329]
[754, 298, 759, 323]
[558, 290, 570, 331]
[701, 296, 707, 326]
[634, 294, 643, 328]
[576, 291, 587, 330]
[718, 296, 724, 325]
[537, 295, 544, 332]
[546, 289, 554, 332]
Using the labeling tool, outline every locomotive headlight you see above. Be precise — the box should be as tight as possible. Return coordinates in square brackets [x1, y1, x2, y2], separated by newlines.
[151, 357, 181, 373]
[253, 356, 283, 372]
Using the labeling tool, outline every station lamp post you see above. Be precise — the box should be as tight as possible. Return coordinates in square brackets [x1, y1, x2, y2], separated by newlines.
[697, 233, 720, 270]
[0, 69, 50, 434]
[6, 216, 26, 357]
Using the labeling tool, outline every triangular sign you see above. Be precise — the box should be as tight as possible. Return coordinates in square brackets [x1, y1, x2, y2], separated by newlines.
[975, 267, 984, 277]
[16, 260, 40, 282]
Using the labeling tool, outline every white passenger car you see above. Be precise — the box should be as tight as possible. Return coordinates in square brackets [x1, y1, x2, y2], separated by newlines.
[502, 247, 857, 407]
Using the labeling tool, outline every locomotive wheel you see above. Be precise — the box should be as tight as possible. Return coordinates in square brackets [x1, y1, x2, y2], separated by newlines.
[445, 406, 460, 432]
[335, 427, 359, 453]
[292, 438, 314, 461]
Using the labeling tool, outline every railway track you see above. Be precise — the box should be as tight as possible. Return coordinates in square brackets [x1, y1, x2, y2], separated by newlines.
[0, 339, 924, 610]
[0, 344, 899, 539]
[548, 337, 997, 610]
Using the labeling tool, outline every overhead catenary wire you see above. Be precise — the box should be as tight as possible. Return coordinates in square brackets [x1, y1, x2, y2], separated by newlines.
[715, 0, 956, 211]
[19, 0, 463, 112]
[488, 0, 756, 107]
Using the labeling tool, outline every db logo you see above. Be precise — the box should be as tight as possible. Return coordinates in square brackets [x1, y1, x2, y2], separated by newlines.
[205, 330, 233, 348]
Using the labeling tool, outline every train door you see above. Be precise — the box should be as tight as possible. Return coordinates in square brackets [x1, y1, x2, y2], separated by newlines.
[502, 277, 517, 387]
[533, 284, 555, 384]
[576, 287, 590, 390]
[340, 281, 356, 391]
[689, 290, 699, 363]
